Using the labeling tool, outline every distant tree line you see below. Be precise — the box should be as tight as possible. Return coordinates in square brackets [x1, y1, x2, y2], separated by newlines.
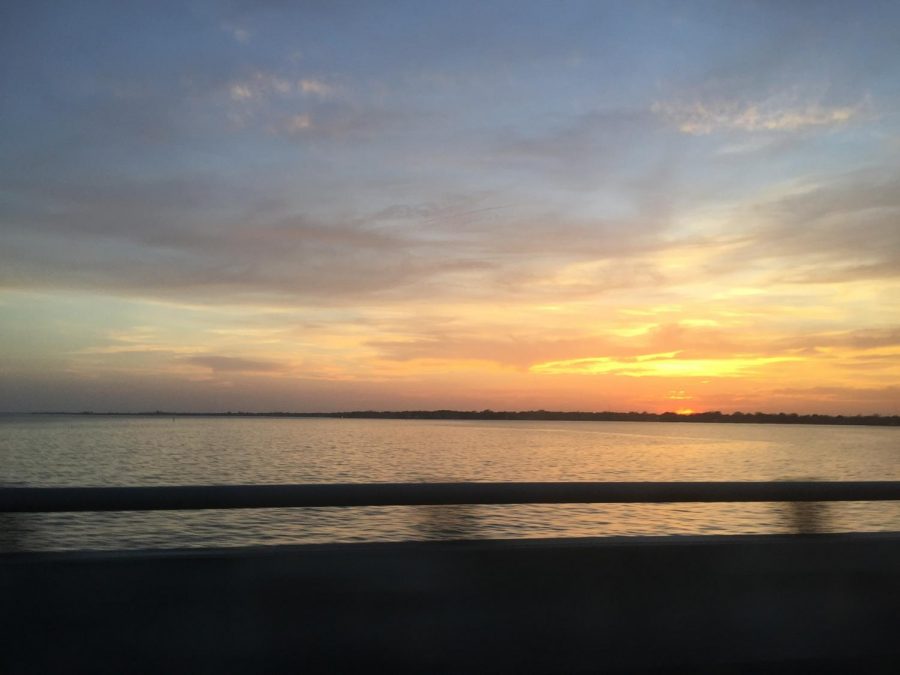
[53, 409, 900, 426]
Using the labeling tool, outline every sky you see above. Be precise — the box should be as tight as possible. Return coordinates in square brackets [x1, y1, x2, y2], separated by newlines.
[1, 0, 899, 414]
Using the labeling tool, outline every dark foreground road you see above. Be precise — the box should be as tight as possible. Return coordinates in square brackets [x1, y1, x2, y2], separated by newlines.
[2, 533, 899, 673]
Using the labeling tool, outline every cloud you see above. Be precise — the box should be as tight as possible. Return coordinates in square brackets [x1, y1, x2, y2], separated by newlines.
[711, 170, 900, 284]
[489, 108, 669, 189]
[223, 75, 398, 140]
[0, 154, 688, 306]
[0, 190, 499, 305]
[653, 97, 862, 135]
[227, 72, 337, 105]
[231, 27, 251, 43]
[229, 83, 254, 101]
[185, 355, 285, 373]
[530, 353, 797, 378]
[779, 327, 900, 352]
[367, 322, 761, 371]
[369, 333, 619, 369]
[220, 21, 252, 44]
[367, 320, 900, 380]
[273, 105, 401, 141]
[283, 113, 312, 132]
[227, 71, 295, 102]
[298, 78, 336, 98]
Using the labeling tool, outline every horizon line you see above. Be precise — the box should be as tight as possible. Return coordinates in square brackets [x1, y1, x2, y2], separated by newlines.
[8, 409, 899, 426]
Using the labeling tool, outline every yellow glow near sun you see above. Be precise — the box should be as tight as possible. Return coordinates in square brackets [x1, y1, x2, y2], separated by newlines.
[667, 390, 692, 400]
[530, 354, 799, 378]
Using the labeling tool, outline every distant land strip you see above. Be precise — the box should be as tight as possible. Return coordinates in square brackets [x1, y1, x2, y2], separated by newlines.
[26, 410, 900, 426]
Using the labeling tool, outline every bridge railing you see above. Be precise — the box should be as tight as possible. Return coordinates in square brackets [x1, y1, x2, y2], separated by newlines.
[1, 481, 899, 513]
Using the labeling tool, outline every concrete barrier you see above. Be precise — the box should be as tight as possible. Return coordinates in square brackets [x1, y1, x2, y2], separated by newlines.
[2, 532, 899, 673]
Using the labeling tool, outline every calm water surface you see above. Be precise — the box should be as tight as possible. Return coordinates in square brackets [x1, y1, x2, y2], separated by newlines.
[1, 415, 898, 550]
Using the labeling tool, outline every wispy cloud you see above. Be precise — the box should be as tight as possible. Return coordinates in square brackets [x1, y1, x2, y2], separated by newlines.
[228, 72, 337, 103]
[709, 170, 900, 284]
[282, 114, 312, 133]
[228, 83, 253, 101]
[221, 22, 251, 44]
[228, 72, 294, 102]
[653, 97, 863, 135]
[298, 78, 336, 98]
[185, 355, 286, 373]
[530, 353, 797, 378]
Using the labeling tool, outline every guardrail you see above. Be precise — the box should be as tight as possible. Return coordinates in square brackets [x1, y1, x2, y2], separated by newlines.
[1, 481, 899, 513]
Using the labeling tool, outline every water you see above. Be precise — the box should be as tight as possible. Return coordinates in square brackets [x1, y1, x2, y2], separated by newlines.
[1, 415, 898, 551]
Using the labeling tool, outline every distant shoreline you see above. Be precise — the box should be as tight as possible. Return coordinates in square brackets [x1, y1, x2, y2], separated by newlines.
[17, 410, 900, 426]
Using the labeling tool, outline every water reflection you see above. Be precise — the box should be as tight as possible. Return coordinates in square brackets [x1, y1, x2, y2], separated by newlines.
[0, 482, 31, 552]
[1, 417, 898, 550]
[775, 477, 830, 534]
[0, 512, 30, 552]
[417, 505, 483, 540]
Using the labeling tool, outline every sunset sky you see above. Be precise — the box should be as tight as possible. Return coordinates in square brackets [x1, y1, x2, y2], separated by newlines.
[1, 1, 899, 414]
